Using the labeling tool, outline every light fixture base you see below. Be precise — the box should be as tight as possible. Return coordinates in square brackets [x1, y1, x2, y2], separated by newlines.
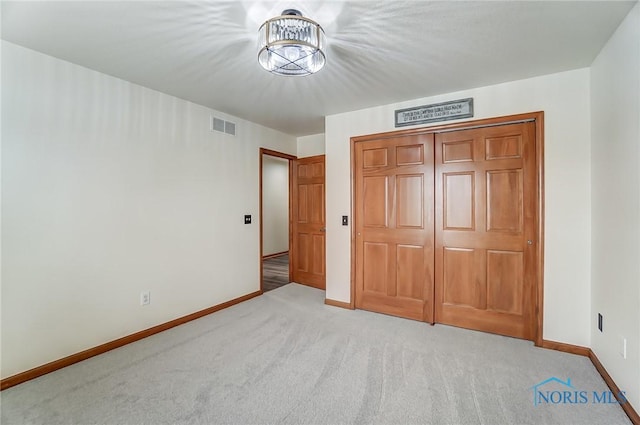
[281, 9, 302, 17]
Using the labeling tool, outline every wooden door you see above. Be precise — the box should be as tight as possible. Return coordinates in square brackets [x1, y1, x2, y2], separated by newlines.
[434, 122, 537, 339]
[354, 134, 435, 322]
[292, 155, 326, 289]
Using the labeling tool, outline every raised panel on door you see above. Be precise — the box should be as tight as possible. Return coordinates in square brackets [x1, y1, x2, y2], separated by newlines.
[298, 185, 308, 223]
[486, 250, 523, 314]
[443, 140, 474, 163]
[292, 155, 326, 289]
[396, 144, 424, 165]
[442, 247, 485, 309]
[311, 162, 325, 178]
[354, 135, 434, 323]
[310, 183, 325, 224]
[363, 148, 388, 168]
[396, 244, 426, 300]
[396, 174, 424, 228]
[363, 242, 389, 294]
[435, 122, 536, 340]
[443, 172, 475, 230]
[486, 135, 522, 160]
[297, 234, 309, 273]
[363, 176, 388, 228]
[297, 163, 309, 178]
[312, 234, 325, 276]
[486, 170, 523, 232]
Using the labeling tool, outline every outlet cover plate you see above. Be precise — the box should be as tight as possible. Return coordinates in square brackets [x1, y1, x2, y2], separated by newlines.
[140, 291, 150, 306]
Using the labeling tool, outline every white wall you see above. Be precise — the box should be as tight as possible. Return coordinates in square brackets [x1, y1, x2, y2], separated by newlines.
[590, 3, 640, 412]
[297, 133, 325, 158]
[326, 68, 592, 347]
[0, 41, 297, 378]
[262, 155, 289, 256]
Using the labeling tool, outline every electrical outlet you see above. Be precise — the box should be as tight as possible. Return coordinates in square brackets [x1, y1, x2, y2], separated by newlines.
[140, 291, 151, 306]
[620, 337, 627, 359]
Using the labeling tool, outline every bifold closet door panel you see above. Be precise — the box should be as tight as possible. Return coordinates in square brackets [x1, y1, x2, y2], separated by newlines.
[354, 134, 435, 322]
[434, 122, 537, 340]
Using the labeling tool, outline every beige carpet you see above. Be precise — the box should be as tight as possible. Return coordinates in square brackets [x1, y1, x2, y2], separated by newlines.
[0, 283, 631, 424]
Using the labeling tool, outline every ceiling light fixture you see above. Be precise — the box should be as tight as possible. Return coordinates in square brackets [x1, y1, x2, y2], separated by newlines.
[257, 9, 326, 76]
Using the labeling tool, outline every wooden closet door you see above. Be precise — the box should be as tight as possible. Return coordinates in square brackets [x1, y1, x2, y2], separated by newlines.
[354, 134, 435, 322]
[434, 122, 537, 339]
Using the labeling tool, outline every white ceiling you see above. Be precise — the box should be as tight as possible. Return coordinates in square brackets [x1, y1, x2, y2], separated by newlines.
[2, 1, 636, 136]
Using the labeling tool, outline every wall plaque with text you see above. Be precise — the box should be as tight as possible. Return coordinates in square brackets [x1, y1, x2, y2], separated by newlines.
[395, 98, 474, 127]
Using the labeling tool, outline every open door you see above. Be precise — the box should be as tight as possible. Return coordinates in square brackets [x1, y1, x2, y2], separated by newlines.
[291, 155, 326, 289]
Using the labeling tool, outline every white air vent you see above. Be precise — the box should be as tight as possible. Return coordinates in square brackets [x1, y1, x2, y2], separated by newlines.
[211, 116, 236, 136]
[224, 121, 236, 136]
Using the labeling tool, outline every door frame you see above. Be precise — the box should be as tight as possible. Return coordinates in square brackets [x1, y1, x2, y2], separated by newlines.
[350, 111, 545, 346]
[259, 148, 297, 293]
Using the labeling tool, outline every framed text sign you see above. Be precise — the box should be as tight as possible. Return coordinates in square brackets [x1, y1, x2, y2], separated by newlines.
[395, 98, 474, 127]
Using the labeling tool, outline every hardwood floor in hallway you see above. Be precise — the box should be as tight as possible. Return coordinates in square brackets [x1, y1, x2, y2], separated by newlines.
[263, 254, 290, 292]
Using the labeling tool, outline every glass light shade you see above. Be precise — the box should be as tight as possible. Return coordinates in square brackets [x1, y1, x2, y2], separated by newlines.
[258, 10, 326, 76]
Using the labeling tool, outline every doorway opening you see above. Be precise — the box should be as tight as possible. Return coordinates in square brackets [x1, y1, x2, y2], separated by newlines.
[260, 149, 296, 292]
